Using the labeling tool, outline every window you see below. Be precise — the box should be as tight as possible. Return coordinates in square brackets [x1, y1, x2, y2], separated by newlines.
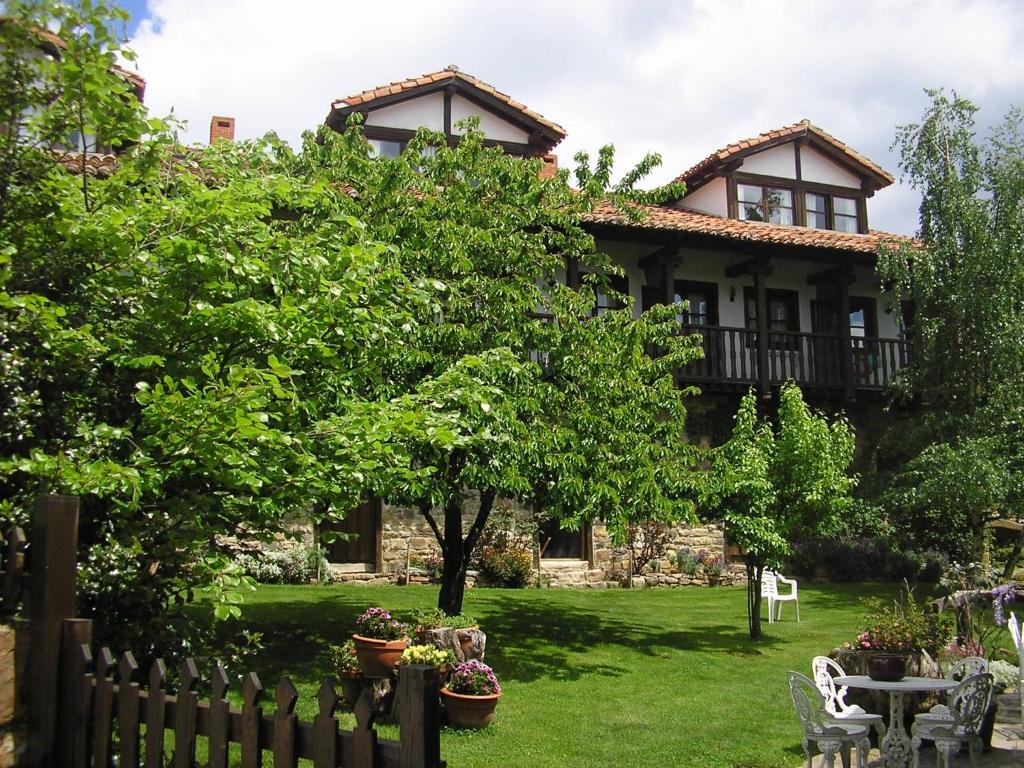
[804, 192, 860, 233]
[833, 196, 859, 232]
[368, 138, 403, 158]
[849, 297, 878, 338]
[744, 287, 799, 332]
[674, 281, 718, 326]
[583, 272, 629, 315]
[738, 184, 794, 225]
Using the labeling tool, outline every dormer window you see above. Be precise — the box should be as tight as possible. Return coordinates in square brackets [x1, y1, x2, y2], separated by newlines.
[737, 184, 794, 225]
[806, 193, 860, 233]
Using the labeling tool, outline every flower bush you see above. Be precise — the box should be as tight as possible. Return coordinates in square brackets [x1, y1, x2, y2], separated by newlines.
[478, 546, 533, 588]
[412, 608, 477, 630]
[989, 659, 1020, 693]
[399, 645, 456, 668]
[673, 548, 700, 576]
[355, 607, 408, 641]
[844, 586, 953, 656]
[330, 640, 360, 675]
[446, 660, 501, 696]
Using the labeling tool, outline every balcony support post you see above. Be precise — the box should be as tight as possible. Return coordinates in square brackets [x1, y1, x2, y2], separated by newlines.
[837, 266, 854, 402]
[754, 269, 770, 397]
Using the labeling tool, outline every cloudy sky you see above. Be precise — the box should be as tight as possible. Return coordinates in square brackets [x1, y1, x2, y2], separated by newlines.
[115, 0, 1024, 236]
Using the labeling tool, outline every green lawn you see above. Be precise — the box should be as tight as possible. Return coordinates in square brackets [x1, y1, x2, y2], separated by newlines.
[232, 582, 902, 768]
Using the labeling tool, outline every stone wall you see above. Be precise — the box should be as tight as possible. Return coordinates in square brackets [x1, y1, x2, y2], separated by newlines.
[0, 620, 28, 768]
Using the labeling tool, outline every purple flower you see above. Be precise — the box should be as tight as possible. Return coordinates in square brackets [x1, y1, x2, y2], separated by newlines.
[991, 584, 1016, 627]
[447, 660, 501, 696]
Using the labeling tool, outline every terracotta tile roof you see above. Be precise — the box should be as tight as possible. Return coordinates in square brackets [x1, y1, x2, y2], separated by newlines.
[674, 120, 894, 188]
[56, 152, 119, 177]
[332, 66, 566, 140]
[584, 200, 912, 255]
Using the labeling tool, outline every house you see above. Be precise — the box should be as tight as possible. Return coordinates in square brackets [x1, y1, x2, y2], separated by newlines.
[300, 66, 912, 586]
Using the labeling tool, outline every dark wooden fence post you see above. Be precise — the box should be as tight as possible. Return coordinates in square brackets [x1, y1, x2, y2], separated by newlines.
[28, 494, 80, 768]
[398, 665, 441, 768]
[57, 618, 92, 768]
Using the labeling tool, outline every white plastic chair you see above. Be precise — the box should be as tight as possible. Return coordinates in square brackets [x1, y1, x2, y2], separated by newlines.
[811, 656, 886, 742]
[762, 570, 799, 622]
[1009, 611, 1023, 724]
[789, 671, 869, 768]
[910, 672, 993, 768]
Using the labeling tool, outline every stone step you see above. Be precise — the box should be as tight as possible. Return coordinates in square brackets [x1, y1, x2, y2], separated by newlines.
[539, 558, 590, 571]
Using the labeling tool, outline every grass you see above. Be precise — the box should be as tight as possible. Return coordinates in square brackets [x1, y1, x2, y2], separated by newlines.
[222, 581, 907, 768]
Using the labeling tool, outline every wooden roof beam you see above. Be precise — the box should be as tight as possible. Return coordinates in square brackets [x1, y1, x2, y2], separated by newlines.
[725, 256, 772, 278]
[806, 264, 854, 286]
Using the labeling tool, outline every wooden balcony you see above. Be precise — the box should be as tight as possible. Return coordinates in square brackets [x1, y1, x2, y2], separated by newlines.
[676, 324, 909, 394]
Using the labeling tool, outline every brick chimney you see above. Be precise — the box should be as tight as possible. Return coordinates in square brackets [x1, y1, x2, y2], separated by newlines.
[539, 153, 558, 180]
[209, 116, 235, 143]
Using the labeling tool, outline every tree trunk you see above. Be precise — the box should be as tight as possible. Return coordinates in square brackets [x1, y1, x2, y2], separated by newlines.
[747, 558, 763, 640]
[436, 489, 497, 616]
[1001, 530, 1022, 580]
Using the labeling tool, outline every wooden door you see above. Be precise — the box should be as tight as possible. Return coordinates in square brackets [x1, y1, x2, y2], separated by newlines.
[539, 519, 586, 559]
[323, 499, 379, 565]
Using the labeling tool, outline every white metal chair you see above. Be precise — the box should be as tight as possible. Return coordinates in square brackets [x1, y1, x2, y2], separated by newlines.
[789, 671, 869, 768]
[945, 655, 988, 681]
[910, 672, 993, 768]
[762, 570, 799, 622]
[811, 656, 885, 742]
[1009, 611, 1023, 724]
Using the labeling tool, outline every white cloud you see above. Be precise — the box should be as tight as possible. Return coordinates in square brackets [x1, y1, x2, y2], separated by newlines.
[126, 0, 1024, 235]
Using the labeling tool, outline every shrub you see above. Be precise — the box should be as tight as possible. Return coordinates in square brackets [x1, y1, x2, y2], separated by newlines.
[355, 607, 408, 640]
[786, 537, 948, 583]
[447, 660, 501, 696]
[989, 659, 1020, 692]
[478, 546, 533, 588]
[278, 546, 329, 583]
[627, 520, 671, 575]
[845, 585, 954, 656]
[235, 552, 285, 584]
[673, 547, 700, 576]
[412, 608, 477, 630]
[330, 640, 360, 675]
[408, 553, 444, 582]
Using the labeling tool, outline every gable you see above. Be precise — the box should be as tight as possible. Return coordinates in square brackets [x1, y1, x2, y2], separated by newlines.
[741, 144, 797, 178]
[450, 94, 530, 143]
[800, 144, 861, 187]
[364, 92, 445, 132]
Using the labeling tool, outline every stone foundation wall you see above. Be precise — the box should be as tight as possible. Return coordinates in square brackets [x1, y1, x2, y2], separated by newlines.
[320, 495, 746, 589]
[0, 620, 29, 768]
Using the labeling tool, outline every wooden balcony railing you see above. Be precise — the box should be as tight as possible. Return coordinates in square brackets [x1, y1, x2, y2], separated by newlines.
[676, 325, 909, 391]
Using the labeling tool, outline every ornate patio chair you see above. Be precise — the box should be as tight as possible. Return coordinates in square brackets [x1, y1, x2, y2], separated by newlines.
[1009, 612, 1023, 724]
[762, 570, 799, 622]
[811, 656, 885, 742]
[789, 671, 869, 768]
[909, 672, 993, 768]
[945, 655, 988, 681]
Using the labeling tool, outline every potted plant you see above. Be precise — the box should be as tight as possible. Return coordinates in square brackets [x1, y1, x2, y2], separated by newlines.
[352, 607, 410, 677]
[329, 640, 364, 708]
[441, 660, 502, 729]
[399, 644, 457, 692]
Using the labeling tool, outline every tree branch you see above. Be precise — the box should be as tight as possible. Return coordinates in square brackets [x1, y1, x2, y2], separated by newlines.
[419, 500, 446, 556]
[462, 487, 496, 560]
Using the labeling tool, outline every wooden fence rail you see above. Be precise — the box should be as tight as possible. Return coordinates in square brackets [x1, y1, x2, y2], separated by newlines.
[2, 496, 444, 768]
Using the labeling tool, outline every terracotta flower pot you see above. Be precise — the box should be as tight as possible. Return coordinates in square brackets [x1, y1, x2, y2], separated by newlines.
[867, 653, 907, 681]
[352, 634, 409, 677]
[440, 688, 501, 729]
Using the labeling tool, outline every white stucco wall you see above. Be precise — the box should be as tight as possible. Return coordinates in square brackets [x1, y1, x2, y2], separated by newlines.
[800, 145, 861, 188]
[741, 144, 796, 178]
[450, 95, 530, 143]
[677, 177, 728, 217]
[365, 92, 444, 131]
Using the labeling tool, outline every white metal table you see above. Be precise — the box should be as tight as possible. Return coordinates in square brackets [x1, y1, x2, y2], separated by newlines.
[834, 675, 957, 768]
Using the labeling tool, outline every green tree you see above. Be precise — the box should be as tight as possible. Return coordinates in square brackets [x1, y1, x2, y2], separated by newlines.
[293, 123, 702, 614]
[876, 90, 1024, 561]
[705, 383, 856, 639]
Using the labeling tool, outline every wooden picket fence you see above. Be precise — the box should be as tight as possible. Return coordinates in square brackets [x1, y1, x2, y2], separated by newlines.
[1, 496, 444, 768]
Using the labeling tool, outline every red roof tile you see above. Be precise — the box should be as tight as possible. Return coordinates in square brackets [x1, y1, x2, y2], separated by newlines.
[674, 120, 893, 188]
[584, 200, 912, 254]
[332, 66, 566, 140]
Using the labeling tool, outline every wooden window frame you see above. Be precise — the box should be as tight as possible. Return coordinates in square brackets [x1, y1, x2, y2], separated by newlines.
[744, 287, 800, 349]
[728, 171, 869, 233]
[736, 182, 795, 226]
[674, 280, 719, 326]
[848, 296, 878, 338]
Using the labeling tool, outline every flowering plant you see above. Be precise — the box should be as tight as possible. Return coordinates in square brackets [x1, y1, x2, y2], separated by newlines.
[355, 607, 409, 641]
[399, 645, 456, 668]
[989, 659, 1020, 693]
[446, 660, 501, 696]
[329, 640, 360, 675]
[844, 585, 953, 656]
